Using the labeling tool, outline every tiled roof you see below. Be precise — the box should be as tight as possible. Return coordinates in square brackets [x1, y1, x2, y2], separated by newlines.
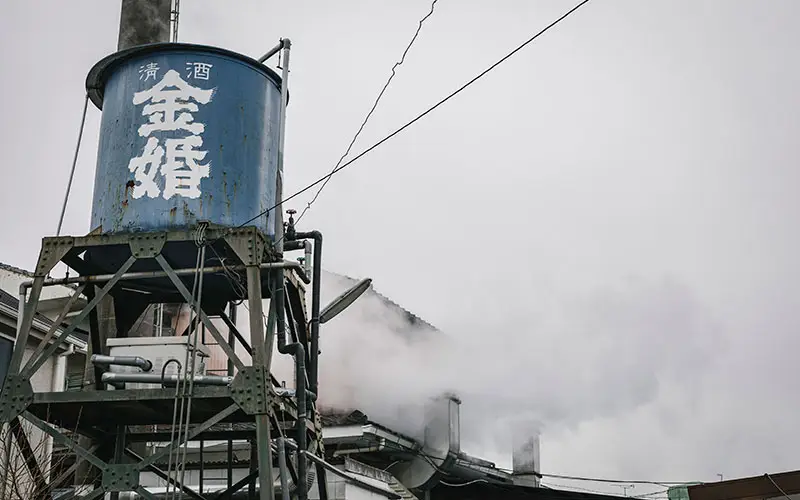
[0, 262, 33, 277]
[326, 270, 439, 332]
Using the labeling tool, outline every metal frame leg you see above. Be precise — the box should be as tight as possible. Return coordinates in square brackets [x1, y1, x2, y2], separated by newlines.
[246, 265, 275, 500]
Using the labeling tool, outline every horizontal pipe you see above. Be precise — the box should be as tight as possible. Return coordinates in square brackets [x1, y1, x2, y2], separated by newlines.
[283, 241, 304, 251]
[258, 39, 286, 63]
[19, 260, 309, 293]
[101, 372, 232, 387]
[91, 354, 152, 372]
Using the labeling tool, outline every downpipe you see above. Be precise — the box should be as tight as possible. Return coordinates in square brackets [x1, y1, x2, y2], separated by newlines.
[275, 271, 310, 500]
[287, 230, 325, 500]
[291, 231, 321, 394]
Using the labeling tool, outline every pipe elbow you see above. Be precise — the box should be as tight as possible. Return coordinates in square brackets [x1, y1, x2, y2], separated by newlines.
[293, 230, 322, 243]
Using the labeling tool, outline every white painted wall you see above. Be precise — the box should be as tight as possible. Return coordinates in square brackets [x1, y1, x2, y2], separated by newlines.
[0, 268, 76, 305]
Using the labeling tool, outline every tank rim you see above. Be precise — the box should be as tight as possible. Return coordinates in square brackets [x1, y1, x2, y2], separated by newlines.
[86, 42, 287, 109]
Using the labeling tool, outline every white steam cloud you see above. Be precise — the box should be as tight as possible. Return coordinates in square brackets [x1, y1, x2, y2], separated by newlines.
[269, 270, 723, 465]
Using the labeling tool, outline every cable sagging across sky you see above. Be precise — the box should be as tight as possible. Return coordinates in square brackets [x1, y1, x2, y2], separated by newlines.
[234, 0, 593, 230]
[295, 0, 441, 226]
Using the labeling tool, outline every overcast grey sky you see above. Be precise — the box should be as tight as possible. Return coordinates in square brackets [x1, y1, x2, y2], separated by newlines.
[2, 0, 799, 495]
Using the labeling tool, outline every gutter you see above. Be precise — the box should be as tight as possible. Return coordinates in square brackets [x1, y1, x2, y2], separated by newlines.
[0, 302, 87, 351]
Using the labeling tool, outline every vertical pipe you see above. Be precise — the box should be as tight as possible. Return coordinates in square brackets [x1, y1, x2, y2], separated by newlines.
[227, 302, 235, 492]
[199, 439, 204, 495]
[276, 273, 308, 500]
[293, 232, 322, 394]
[9, 279, 42, 374]
[277, 438, 291, 500]
[303, 241, 312, 278]
[273, 39, 291, 256]
[246, 266, 274, 500]
[249, 440, 257, 499]
[42, 344, 74, 486]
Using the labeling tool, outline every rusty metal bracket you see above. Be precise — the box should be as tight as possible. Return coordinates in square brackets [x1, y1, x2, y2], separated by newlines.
[36, 237, 75, 277]
[230, 366, 271, 415]
[0, 376, 33, 423]
[129, 232, 167, 259]
[224, 227, 266, 266]
[102, 464, 141, 492]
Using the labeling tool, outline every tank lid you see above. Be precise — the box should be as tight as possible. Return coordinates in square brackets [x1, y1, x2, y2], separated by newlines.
[86, 42, 286, 109]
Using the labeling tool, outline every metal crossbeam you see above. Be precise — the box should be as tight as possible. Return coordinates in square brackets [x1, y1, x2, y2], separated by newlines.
[22, 411, 107, 470]
[137, 404, 239, 469]
[125, 448, 207, 500]
[155, 255, 246, 371]
[21, 256, 136, 378]
[23, 284, 86, 372]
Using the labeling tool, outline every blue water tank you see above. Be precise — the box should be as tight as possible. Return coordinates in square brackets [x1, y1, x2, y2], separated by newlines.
[86, 43, 284, 239]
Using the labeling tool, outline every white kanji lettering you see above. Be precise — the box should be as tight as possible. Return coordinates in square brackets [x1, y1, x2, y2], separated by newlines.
[161, 135, 210, 199]
[132, 69, 214, 138]
[127, 137, 165, 199]
[138, 62, 160, 81]
[186, 62, 213, 80]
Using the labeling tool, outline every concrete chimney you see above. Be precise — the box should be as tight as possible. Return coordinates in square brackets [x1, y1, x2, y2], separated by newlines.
[512, 423, 541, 487]
[117, 0, 172, 51]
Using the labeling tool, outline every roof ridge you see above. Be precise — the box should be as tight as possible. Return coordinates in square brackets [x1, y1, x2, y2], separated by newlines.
[0, 262, 33, 277]
[323, 269, 439, 332]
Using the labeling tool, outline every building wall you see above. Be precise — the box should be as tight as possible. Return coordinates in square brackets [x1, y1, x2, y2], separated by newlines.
[0, 268, 77, 306]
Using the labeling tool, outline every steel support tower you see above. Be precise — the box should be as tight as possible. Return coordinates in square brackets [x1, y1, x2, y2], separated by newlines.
[0, 225, 327, 499]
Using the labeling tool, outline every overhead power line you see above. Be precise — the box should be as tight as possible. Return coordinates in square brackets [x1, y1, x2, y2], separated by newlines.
[295, 0, 440, 226]
[540, 473, 698, 487]
[235, 0, 593, 230]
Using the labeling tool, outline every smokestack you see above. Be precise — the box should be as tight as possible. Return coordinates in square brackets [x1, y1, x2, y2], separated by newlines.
[512, 421, 541, 487]
[117, 0, 172, 50]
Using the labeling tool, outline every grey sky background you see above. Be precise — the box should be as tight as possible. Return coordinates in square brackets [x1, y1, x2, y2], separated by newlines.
[2, 0, 799, 495]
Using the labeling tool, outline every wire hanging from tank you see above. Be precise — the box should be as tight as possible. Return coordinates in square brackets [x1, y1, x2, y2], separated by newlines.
[164, 222, 208, 499]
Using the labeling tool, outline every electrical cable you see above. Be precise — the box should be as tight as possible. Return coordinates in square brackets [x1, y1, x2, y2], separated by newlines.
[55, 94, 89, 238]
[376, 438, 700, 490]
[175, 223, 209, 498]
[163, 358, 184, 499]
[440, 478, 490, 487]
[294, 0, 440, 226]
[540, 473, 696, 487]
[232, 0, 592, 231]
[541, 482, 621, 495]
[765, 473, 792, 500]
